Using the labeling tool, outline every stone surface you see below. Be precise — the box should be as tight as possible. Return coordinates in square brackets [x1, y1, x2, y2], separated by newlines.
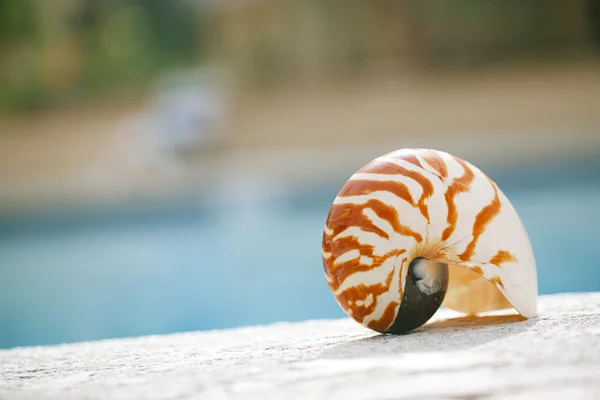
[1, 293, 599, 400]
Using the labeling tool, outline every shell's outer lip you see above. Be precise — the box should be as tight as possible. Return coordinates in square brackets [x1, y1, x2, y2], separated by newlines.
[449, 260, 538, 318]
[499, 285, 538, 318]
[322, 148, 539, 332]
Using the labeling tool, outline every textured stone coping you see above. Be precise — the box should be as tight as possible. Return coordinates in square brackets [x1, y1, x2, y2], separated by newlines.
[1, 293, 599, 399]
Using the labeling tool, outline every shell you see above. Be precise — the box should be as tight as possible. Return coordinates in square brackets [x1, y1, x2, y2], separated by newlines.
[322, 148, 538, 333]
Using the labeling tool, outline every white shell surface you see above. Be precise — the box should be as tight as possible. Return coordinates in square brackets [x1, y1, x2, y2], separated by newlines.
[322, 148, 538, 332]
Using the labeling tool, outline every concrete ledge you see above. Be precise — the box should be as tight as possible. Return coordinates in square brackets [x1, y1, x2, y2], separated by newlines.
[1, 293, 599, 399]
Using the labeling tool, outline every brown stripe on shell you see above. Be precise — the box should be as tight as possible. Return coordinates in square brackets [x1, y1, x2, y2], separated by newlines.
[325, 198, 422, 243]
[328, 236, 375, 269]
[336, 266, 396, 323]
[458, 181, 502, 262]
[353, 256, 407, 332]
[327, 247, 405, 293]
[322, 195, 418, 292]
[469, 265, 484, 275]
[441, 157, 476, 241]
[420, 149, 448, 178]
[364, 160, 434, 222]
[387, 152, 424, 169]
[339, 179, 414, 207]
[324, 201, 390, 241]
[366, 301, 400, 332]
[489, 276, 505, 289]
[323, 238, 374, 284]
[322, 234, 333, 255]
[489, 250, 517, 267]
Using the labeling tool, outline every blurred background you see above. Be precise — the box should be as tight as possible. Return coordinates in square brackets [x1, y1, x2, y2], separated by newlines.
[1, 0, 600, 349]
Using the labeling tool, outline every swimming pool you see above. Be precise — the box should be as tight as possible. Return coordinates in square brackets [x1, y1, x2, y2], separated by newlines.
[1, 157, 599, 349]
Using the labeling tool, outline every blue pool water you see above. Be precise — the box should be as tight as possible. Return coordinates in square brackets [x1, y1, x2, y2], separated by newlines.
[1, 158, 599, 349]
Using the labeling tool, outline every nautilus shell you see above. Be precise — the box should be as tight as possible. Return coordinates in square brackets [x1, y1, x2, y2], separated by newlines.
[322, 148, 538, 334]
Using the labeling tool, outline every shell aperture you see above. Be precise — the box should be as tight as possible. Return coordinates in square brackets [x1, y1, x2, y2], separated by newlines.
[321, 148, 538, 334]
[386, 258, 448, 334]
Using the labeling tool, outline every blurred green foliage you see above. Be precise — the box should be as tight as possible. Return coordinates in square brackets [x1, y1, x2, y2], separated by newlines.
[0, 0, 201, 112]
[0, 0, 596, 112]
[414, 0, 591, 65]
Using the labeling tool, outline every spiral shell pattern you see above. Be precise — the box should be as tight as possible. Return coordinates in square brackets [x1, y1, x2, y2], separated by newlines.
[322, 148, 538, 333]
